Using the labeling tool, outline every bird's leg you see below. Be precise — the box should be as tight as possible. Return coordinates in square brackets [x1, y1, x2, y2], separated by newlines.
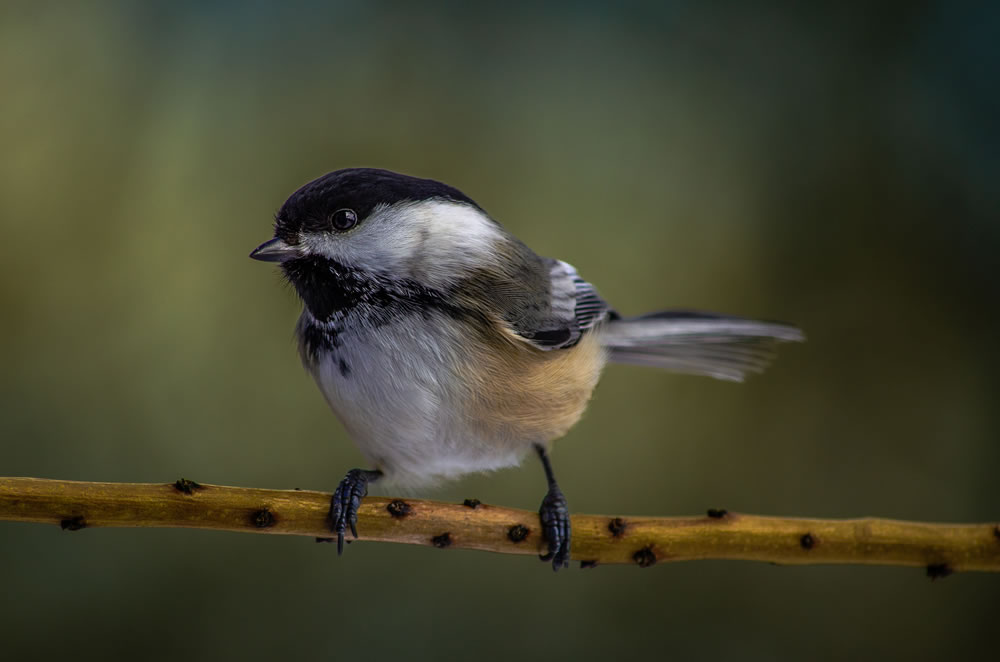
[534, 444, 571, 571]
[328, 468, 382, 555]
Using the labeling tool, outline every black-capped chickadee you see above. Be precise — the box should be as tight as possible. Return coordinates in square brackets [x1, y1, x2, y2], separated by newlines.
[250, 168, 803, 570]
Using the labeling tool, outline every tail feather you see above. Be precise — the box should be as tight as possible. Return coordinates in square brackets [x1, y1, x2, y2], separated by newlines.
[601, 310, 804, 382]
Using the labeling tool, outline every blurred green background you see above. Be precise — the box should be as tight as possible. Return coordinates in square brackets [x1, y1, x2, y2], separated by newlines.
[1, 1, 997, 660]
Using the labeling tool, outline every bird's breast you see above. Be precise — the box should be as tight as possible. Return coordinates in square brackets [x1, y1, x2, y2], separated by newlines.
[299, 312, 606, 486]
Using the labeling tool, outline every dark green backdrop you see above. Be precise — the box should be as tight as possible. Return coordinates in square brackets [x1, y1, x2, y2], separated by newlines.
[2, 2, 997, 660]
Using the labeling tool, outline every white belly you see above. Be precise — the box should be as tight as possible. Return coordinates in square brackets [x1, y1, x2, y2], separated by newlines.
[308, 317, 529, 487]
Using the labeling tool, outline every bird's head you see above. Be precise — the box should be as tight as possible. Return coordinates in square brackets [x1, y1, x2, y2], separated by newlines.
[251, 168, 514, 318]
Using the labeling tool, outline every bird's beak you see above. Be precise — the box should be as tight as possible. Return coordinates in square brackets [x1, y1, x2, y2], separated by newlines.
[249, 237, 299, 263]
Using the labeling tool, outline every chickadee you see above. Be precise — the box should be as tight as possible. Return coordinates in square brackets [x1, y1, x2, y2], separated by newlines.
[250, 168, 803, 570]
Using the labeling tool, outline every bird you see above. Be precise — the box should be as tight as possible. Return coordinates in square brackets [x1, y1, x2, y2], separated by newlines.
[250, 167, 804, 570]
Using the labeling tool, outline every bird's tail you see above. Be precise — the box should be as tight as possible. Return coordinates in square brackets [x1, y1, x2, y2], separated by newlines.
[600, 310, 804, 382]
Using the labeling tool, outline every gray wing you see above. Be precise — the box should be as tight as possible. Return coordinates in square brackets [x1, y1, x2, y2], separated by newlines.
[510, 259, 612, 351]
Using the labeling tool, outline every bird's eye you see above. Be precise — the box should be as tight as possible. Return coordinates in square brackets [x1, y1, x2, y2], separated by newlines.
[330, 208, 358, 232]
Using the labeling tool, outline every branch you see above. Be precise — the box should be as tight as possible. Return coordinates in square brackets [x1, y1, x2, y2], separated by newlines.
[1, 477, 997, 574]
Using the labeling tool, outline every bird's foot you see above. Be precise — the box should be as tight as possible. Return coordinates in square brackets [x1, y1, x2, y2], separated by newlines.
[538, 484, 571, 571]
[328, 468, 382, 555]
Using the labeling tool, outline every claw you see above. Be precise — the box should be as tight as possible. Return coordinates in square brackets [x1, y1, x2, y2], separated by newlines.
[328, 468, 381, 555]
[533, 444, 571, 571]
[539, 484, 571, 571]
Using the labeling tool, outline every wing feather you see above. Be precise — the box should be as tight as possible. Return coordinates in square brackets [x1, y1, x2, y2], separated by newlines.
[510, 259, 612, 351]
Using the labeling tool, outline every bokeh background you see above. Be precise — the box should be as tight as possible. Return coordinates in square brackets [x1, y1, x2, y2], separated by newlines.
[2, 2, 998, 660]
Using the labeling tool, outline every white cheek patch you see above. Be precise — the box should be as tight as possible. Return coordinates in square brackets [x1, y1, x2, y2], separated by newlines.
[300, 200, 505, 286]
[404, 200, 505, 287]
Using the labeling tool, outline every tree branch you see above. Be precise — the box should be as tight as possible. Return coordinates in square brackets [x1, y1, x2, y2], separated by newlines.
[1, 477, 997, 573]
